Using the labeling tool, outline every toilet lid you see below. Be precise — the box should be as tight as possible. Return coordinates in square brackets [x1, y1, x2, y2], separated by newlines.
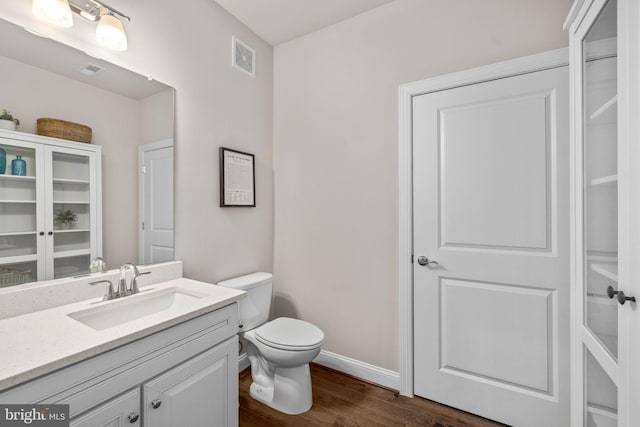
[255, 317, 324, 350]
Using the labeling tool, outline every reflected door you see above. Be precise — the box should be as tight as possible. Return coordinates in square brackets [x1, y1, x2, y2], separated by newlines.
[139, 140, 174, 265]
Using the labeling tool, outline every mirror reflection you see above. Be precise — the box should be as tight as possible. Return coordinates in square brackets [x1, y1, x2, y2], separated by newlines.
[0, 18, 175, 288]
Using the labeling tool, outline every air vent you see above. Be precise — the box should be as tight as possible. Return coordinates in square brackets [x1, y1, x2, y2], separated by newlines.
[79, 63, 105, 76]
[232, 36, 255, 78]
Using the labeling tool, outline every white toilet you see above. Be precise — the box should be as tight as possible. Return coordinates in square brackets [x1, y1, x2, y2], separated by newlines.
[218, 272, 324, 415]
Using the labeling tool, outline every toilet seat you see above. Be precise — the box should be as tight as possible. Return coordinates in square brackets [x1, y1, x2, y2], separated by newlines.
[255, 317, 324, 351]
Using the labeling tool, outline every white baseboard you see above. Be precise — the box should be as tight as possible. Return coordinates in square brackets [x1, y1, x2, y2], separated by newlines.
[313, 350, 400, 391]
[238, 352, 250, 372]
[238, 350, 400, 392]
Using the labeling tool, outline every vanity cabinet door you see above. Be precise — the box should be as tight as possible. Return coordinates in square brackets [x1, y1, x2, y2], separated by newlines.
[143, 336, 238, 427]
[70, 388, 140, 427]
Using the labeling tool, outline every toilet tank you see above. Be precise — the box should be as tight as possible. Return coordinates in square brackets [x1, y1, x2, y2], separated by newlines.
[217, 272, 273, 331]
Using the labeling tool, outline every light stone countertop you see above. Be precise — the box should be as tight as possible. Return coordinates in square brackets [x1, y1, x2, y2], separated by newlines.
[0, 277, 245, 392]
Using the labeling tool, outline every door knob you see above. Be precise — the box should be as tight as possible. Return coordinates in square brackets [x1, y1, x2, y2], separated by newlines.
[607, 285, 636, 305]
[417, 256, 438, 266]
[616, 290, 636, 305]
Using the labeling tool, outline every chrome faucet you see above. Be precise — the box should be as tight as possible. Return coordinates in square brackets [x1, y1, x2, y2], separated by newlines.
[119, 263, 151, 296]
[90, 264, 150, 301]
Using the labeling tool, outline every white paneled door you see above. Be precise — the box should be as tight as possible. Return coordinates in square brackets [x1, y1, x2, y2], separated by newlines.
[412, 66, 569, 426]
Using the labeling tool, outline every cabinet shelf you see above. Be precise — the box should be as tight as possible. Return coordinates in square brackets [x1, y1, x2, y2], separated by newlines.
[0, 254, 38, 265]
[53, 249, 91, 259]
[0, 200, 36, 204]
[54, 228, 90, 234]
[590, 174, 618, 186]
[589, 94, 617, 121]
[586, 403, 617, 422]
[52, 178, 90, 185]
[591, 261, 618, 281]
[0, 175, 36, 182]
[53, 201, 89, 205]
[0, 231, 37, 237]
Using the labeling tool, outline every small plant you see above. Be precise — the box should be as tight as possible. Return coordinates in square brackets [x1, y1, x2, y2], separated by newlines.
[55, 210, 78, 227]
[0, 109, 19, 125]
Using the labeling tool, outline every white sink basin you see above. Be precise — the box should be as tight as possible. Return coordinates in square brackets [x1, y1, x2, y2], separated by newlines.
[68, 287, 205, 330]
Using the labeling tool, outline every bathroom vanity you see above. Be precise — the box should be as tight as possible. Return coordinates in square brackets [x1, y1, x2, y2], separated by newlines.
[0, 262, 244, 426]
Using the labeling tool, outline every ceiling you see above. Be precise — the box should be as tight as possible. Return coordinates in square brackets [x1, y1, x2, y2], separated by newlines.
[214, 0, 396, 46]
[0, 19, 168, 100]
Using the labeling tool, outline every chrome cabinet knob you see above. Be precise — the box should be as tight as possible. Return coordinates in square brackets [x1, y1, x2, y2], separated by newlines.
[128, 412, 139, 423]
[417, 256, 438, 266]
[151, 399, 162, 409]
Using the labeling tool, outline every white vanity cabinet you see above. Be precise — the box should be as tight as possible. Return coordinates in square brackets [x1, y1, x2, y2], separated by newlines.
[0, 304, 239, 427]
[0, 130, 101, 285]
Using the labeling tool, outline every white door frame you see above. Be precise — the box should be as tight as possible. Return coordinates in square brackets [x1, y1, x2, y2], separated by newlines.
[397, 48, 569, 397]
[138, 138, 174, 264]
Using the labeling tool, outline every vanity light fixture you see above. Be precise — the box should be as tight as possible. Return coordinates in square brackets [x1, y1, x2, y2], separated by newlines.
[95, 11, 127, 51]
[32, 0, 73, 28]
[32, 0, 130, 51]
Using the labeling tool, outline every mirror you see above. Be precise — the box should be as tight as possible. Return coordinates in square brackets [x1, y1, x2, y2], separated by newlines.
[0, 18, 175, 288]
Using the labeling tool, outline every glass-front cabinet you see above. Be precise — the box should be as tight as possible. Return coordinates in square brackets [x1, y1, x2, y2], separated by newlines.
[578, 1, 619, 425]
[0, 131, 101, 287]
[568, 0, 640, 425]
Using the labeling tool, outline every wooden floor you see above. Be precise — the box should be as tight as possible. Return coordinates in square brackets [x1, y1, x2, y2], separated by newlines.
[239, 364, 507, 427]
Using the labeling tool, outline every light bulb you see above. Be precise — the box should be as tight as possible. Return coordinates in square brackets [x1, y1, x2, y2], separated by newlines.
[32, 0, 73, 28]
[96, 14, 127, 51]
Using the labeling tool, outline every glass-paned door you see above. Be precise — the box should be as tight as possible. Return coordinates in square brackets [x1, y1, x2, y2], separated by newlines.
[0, 139, 44, 286]
[580, 0, 619, 425]
[45, 146, 97, 279]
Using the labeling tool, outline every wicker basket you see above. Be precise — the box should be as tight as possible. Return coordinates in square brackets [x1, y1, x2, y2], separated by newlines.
[0, 268, 32, 288]
[37, 118, 92, 143]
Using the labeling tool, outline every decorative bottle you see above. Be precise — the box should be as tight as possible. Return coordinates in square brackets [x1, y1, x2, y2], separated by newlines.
[11, 155, 26, 176]
[0, 147, 6, 174]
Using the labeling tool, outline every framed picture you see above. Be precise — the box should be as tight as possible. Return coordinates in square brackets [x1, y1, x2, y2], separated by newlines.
[219, 147, 256, 207]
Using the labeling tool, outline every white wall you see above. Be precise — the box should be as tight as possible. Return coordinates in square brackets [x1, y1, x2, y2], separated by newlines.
[273, 0, 573, 371]
[0, 54, 140, 267]
[139, 89, 174, 146]
[0, 0, 274, 282]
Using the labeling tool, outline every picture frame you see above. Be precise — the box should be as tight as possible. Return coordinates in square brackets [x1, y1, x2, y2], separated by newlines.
[219, 147, 256, 207]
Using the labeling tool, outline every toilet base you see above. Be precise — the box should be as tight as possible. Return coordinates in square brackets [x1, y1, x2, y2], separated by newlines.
[249, 364, 313, 415]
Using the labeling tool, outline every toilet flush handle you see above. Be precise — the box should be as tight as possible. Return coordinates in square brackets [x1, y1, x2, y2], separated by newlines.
[417, 256, 438, 266]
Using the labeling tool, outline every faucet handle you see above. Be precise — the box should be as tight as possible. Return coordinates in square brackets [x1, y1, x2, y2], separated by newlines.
[130, 271, 151, 295]
[90, 279, 116, 301]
